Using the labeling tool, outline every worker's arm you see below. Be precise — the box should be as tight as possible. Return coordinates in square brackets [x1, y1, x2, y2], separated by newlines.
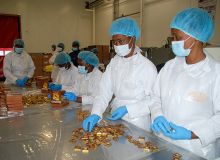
[3, 54, 17, 83]
[149, 66, 165, 121]
[126, 65, 158, 119]
[80, 72, 102, 105]
[49, 52, 58, 64]
[189, 73, 220, 146]
[54, 68, 78, 92]
[91, 62, 114, 118]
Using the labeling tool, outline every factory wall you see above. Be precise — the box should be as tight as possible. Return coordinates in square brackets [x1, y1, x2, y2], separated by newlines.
[0, 0, 219, 52]
[0, 0, 93, 53]
[95, 0, 220, 47]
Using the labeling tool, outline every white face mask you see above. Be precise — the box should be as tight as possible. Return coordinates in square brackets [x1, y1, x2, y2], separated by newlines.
[171, 36, 194, 57]
[14, 47, 24, 54]
[57, 47, 63, 52]
[114, 38, 133, 57]
[72, 47, 78, 51]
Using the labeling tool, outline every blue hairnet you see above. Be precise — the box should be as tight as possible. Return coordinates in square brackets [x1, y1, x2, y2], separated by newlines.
[170, 8, 215, 43]
[57, 43, 65, 49]
[54, 52, 71, 65]
[72, 41, 80, 47]
[78, 51, 99, 67]
[14, 39, 24, 47]
[91, 48, 98, 54]
[109, 17, 140, 40]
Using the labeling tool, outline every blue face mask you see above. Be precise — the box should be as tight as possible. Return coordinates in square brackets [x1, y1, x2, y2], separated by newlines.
[171, 36, 194, 57]
[78, 66, 88, 74]
[72, 48, 78, 51]
[14, 47, 24, 54]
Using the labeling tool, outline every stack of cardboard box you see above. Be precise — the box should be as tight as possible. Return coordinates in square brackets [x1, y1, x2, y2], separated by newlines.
[6, 92, 23, 112]
[35, 76, 50, 91]
[29, 53, 52, 77]
[88, 45, 110, 65]
[42, 53, 52, 77]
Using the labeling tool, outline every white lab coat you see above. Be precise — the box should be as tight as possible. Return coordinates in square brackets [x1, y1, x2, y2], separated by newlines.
[3, 51, 35, 84]
[54, 62, 78, 92]
[150, 52, 220, 159]
[70, 68, 102, 105]
[91, 46, 158, 131]
[49, 51, 60, 81]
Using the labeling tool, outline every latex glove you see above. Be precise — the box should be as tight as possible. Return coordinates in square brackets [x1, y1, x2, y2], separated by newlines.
[49, 83, 62, 91]
[16, 79, 25, 87]
[82, 114, 101, 132]
[47, 93, 51, 99]
[163, 122, 192, 140]
[151, 116, 171, 134]
[48, 83, 55, 90]
[53, 84, 62, 90]
[23, 76, 29, 84]
[63, 92, 77, 101]
[107, 106, 128, 121]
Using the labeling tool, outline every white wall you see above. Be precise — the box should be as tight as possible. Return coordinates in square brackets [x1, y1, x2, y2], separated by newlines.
[95, 0, 220, 47]
[0, 0, 93, 53]
[95, 4, 113, 45]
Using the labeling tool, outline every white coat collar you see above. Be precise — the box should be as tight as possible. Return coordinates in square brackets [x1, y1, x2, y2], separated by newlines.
[84, 67, 98, 80]
[178, 51, 212, 78]
[12, 51, 25, 57]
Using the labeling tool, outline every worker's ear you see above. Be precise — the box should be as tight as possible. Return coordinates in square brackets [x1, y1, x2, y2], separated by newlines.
[133, 37, 136, 43]
[86, 64, 93, 72]
[130, 36, 136, 49]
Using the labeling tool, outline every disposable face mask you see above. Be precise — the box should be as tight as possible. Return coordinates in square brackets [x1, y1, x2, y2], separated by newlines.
[78, 66, 88, 74]
[14, 47, 24, 54]
[57, 47, 63, 52]
[172, 37, 194, 57]
[114, 38, 133, 57]
[72, 48, 78, 51]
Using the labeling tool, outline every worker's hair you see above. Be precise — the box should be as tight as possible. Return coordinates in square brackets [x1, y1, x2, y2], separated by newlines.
[65, 62, 71, 70]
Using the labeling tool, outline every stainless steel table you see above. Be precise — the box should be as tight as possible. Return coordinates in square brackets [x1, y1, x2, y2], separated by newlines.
[0, 87, 206, 160]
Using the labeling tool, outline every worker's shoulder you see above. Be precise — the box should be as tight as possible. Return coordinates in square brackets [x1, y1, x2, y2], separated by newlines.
[138, 53, 154, 65]
[162, 57, 179, 69]
[94, 68, 103, 77]
[138, 54, 157, 71]
[5, 51, 13, 58]
[209, 56, 220, 73]
[108, 55, 119, 65]
[24, 52, 32, 57]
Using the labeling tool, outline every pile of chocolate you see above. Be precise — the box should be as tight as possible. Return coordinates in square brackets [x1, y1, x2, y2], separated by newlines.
[70, 124, 125, 153]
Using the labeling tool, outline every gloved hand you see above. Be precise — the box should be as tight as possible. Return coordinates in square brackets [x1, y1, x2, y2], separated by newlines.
[107, 106, 128, 121]
[49, 83, 62, 91]
[23, 76, 29, 84]
[63, 92, 77, 101]
[151, 116, 171, 134]
[53, 84, 62, 90]
[49, 83, 55, 89]
[47, 93, 51, 99]
[82, 114, 101, 132]
[16, 79, 25, 87]
[163, 122, 192, 140]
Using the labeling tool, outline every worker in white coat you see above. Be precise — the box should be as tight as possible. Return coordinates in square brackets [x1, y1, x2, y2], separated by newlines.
[49, 43, 65, 81]
[150, 8, 220, 160]
[82, 17, 157, 132]
[3, 39, 35, 87]
[49, 52, 78, 92]
[64, 51, 102, 105]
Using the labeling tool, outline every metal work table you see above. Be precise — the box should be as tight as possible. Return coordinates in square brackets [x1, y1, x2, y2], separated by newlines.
[0, 87, 206, 160]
